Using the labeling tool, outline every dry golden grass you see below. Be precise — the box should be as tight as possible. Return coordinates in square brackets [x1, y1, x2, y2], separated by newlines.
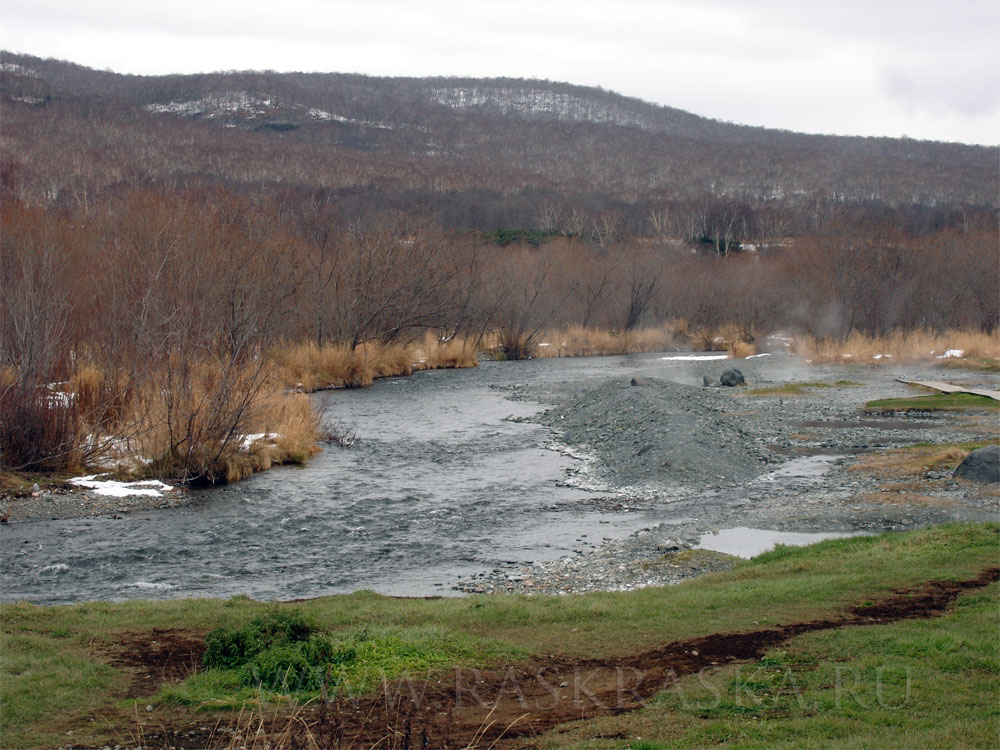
[530, 323, 683, 358]
[46, 332, 480, 482]
[272, 342, 369, 389]
[410, 331, 479, 371]
[687, 323, 760, 356]
[273, 335, 478, 391]
[480, 321, 765, 360]
[728, 340, 757, 358]
[478, 320, 768, 360]
[59, 356, 321, 483]
[690, 327, 719, 352]
[858, 490, 958, 507]
[364, 342, 414, 380]
[848, 443, 994, 479]
[793, 329, 1000, 366]
[68, 365, 103, 414]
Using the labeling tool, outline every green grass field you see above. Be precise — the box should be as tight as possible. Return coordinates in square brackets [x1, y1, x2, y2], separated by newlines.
[2, 523, 997, 748]
[864, 393, 1000, 412]
[742, 382, 833, 396]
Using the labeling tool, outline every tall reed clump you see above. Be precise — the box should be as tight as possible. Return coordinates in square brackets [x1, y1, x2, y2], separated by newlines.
[271, 342, 375, 390]
[23, 355, 322, 485]
[411, 331, 480, 370]
[139, 355, 322, 484]
[217, 391, 322, 483]
[793, 329, 1000, 366]
[6, 330, 482, 482]
[272, 335, 478, 392]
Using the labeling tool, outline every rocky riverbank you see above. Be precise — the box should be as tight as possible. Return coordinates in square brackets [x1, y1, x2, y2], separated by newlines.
[0, 477, 193, 523]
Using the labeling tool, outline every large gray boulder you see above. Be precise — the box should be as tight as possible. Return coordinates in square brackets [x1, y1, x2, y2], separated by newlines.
[953, 445, 1000, 483]
[720, 368, 745, 387]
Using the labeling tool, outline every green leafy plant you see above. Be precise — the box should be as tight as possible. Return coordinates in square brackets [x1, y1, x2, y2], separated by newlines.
[237, 636, 356, 692]
[202, 609, 319, 671]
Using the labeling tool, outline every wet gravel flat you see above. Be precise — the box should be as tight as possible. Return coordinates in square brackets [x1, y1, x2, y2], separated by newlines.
[457, 353, 999, 594]
[1, 484, 193, 523]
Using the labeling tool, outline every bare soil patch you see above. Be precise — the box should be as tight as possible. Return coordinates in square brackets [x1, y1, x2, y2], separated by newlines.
[100, 628, 206, 697]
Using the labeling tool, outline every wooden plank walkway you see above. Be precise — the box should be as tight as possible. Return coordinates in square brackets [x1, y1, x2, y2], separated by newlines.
[896, 379, 1000, 402]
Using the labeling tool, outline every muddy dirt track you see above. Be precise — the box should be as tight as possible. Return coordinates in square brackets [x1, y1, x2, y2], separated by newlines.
[90, 567, 998, 750]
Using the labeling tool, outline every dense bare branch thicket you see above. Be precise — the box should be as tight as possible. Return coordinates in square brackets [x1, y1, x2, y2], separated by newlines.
[2, 184, 997, 477]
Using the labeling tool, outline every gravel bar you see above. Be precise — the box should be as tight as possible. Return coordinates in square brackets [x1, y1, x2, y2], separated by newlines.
[458, 354, 999, 594]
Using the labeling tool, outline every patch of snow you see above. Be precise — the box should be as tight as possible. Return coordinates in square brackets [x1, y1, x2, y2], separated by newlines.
[241, 432, 280, 450]
[426, 85, 661, 131]
[746, 353, 772, 359]
[307, 108, 334, 121]
[872, 354, 892, 360]
[0, 62, 39, 77]
[145, 95, 396, 129]
[660, 354, 730, 361]
[44, 388, 75, 407]
[537, 342, 551, 347]
[307, 108, 358, 124]
[936, 349, 964, 359]
[68, 475, 174, 497]
[145, 91, 277, 119]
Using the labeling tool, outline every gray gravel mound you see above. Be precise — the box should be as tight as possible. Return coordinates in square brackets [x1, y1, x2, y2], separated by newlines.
[536, 377, 775, 491]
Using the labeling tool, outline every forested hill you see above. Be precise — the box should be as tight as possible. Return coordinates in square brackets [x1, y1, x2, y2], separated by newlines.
[2, 50, 997, 228]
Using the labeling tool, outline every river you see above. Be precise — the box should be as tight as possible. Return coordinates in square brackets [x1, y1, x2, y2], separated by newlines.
[2, 354, 689, 605]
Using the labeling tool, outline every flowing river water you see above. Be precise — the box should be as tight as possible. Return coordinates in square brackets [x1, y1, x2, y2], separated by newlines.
[2, 355, 704, 605]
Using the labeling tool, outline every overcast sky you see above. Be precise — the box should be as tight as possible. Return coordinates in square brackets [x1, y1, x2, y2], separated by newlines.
[2, 0, 998, 145]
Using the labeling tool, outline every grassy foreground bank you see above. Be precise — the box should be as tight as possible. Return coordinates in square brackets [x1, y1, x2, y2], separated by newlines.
[1, 523, 997, 748]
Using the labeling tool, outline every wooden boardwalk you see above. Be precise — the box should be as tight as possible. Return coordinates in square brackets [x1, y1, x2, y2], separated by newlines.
[896, 379, 1000, 402]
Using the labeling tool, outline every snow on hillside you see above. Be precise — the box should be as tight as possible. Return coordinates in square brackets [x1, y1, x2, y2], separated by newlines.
[0, 62, 39, 78]
[145, 91, 393, 128]
[427, 85, 661, 131]
[145, 91, 278, 118]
